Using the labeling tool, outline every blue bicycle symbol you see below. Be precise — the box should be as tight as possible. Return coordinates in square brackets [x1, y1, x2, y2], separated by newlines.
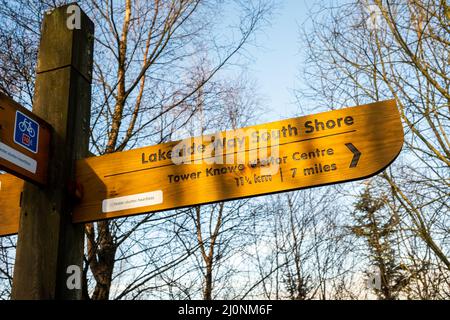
[18, 118, 36, 138]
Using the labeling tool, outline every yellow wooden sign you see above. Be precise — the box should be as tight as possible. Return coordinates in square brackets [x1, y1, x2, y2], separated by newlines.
[72, 99, 403, 223]
[0, 174, 23, 236]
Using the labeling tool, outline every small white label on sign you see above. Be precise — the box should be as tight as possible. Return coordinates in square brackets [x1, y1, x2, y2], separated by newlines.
[102, 190, 163, 213]
[0, 141, 37, 173]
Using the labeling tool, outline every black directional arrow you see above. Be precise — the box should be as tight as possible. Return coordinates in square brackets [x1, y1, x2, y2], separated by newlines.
[345, 143, 361, 168]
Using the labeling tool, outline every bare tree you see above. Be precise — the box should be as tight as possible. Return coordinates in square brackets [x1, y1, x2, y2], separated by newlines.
[84, 68, 264, 300]
[150, 71, 265, 300]
[82, 0, 272, 300]
[241, 188, 356, 300]
[0, 236, 16, 299]
[0, 0, 274, 299]
[297, 0, 449, 298]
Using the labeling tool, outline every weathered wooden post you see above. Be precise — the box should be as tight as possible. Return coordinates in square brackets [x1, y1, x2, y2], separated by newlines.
[12, 3, 94, 299]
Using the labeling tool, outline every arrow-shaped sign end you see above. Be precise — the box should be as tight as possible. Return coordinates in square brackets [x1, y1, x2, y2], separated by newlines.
[345, 143, 361, 168]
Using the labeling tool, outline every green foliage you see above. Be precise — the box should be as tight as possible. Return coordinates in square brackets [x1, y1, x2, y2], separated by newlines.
[352, 183, 410, 299]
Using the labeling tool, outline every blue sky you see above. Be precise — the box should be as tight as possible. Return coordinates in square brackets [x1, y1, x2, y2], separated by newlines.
[247, 0, 312, 122]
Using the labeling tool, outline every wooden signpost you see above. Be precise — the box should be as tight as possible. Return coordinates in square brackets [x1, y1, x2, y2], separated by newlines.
[0, 93, 51, 185]
[0, 99, 404, 235]
[0, 1, 405, 301]
[72, 99, 403, 223]
[11, 4, 94, 300]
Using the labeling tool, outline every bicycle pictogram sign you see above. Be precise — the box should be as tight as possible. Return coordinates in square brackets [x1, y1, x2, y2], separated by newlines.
[14, 110, 39, 153]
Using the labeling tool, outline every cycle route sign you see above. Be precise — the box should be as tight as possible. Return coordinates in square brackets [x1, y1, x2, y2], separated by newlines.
[0, 93, 51, 185]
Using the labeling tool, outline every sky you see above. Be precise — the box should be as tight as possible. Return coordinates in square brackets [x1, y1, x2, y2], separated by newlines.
[246, 0, 312, 122]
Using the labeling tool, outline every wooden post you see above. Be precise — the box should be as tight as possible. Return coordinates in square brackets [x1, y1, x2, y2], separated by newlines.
[12, 4, 94, 299]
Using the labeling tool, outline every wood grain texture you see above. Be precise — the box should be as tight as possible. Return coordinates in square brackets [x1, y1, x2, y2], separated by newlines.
[0, 93, 51, 185]
[72, 99, 404, 223]
[11, 4, 94, 300]
[0, 174, 23, 236]
[0, 99, 404, 234]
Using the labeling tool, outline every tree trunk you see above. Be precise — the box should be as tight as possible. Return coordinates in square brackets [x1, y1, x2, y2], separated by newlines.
[86, 221, 117, 300]
[203, 260, 213, 300]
